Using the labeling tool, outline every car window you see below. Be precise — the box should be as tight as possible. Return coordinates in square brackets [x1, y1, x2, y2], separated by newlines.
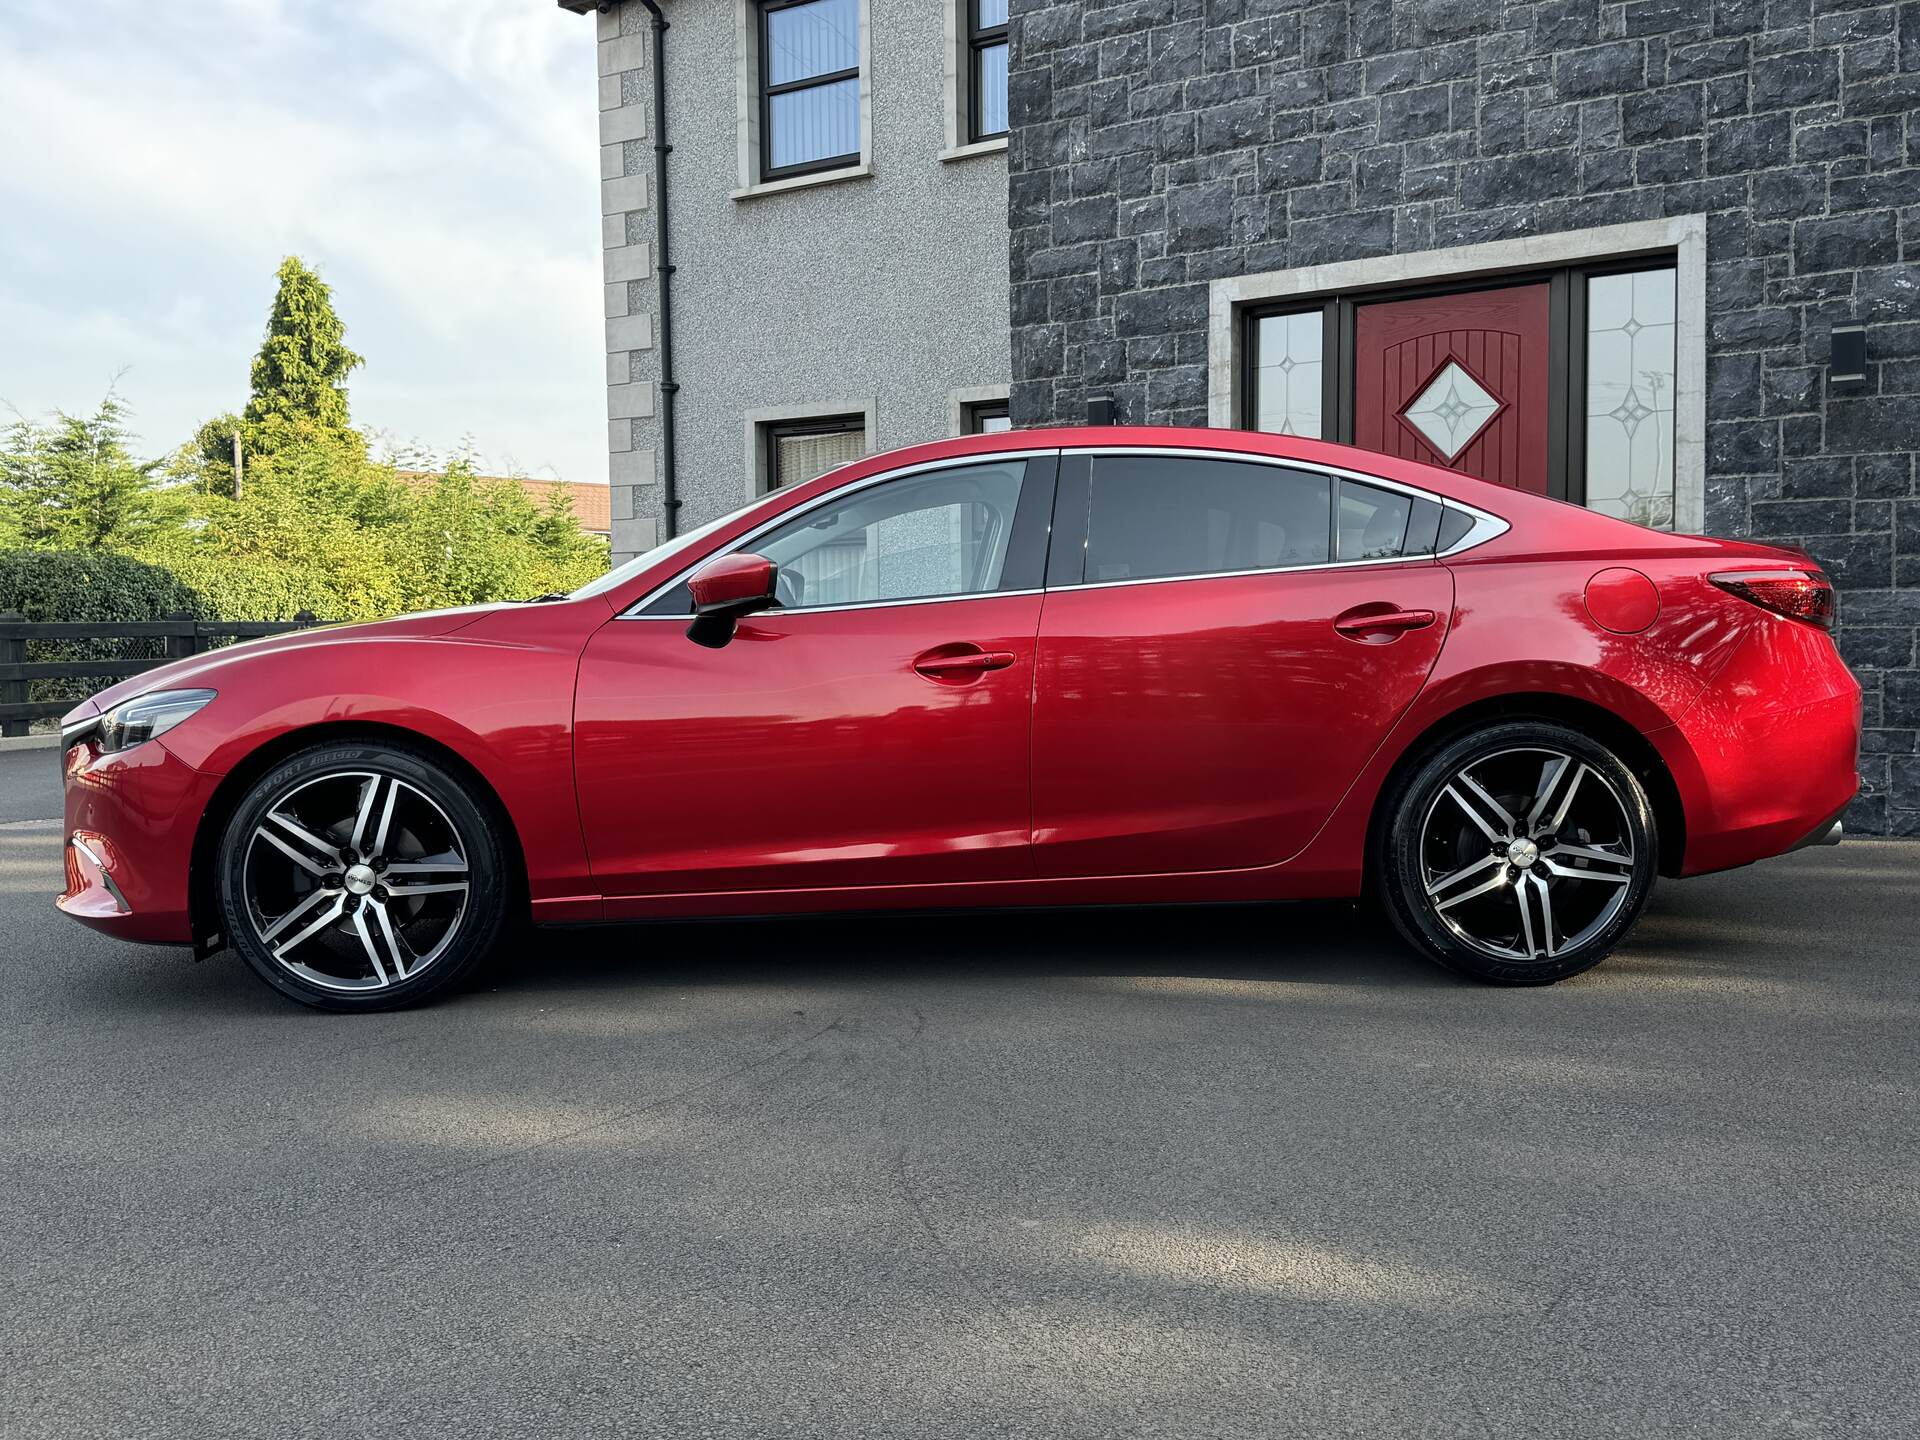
[1336, 479, 1428, 561]
[1083, 457, 1331, 583]
[1436, 507, 1475, 551]
[647, 461, 1028, 615]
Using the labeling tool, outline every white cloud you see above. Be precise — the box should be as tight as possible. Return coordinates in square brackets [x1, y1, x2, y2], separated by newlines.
[0, 0, 609, 482]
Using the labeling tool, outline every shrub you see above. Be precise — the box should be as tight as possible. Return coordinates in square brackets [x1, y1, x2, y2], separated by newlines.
[0, 548, 209, 625]
[0, 550, 213, 713]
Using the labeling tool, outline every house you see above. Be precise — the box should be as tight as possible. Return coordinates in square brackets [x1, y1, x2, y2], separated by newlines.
[397, 472, 612, 539]
[559, 1, 1918, 836]
[561, 0, 1013, 563]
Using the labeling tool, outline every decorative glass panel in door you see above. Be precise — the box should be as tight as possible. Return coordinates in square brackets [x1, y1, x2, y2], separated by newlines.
[1353, 284, 1552, 494]
[1585, 268, 1677, 528]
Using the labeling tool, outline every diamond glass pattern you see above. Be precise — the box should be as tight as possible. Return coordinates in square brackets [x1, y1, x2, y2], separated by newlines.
[1399, 362, 1500, 461]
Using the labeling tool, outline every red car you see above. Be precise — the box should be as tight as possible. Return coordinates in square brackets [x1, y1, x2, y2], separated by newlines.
[58, 428, 1859, 1010]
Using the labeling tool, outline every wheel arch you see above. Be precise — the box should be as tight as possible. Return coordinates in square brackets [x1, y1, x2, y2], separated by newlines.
[1364, 691, 1687, 882]
[187, 720, 532, 951]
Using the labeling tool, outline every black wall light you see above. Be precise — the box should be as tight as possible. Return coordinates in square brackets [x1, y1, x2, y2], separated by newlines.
[1829, 323, 1868, 387]
[1086, 396, 1116, 425]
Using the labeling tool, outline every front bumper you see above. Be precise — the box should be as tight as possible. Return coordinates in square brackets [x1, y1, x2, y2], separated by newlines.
[56, 735, 218, 944]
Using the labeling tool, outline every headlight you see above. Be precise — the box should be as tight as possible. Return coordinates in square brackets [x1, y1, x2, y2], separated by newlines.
[95, 689, 217, 753]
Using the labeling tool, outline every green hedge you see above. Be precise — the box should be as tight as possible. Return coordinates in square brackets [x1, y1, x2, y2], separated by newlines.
[0, 550, 214, 712]
[0, 549, 210, 625]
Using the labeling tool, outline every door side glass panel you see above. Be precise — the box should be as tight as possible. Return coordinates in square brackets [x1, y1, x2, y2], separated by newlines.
[746, 461, 1027, 611]
[1083, 457, 1330, 583]
[1585, 266, 1677, 528]
[1252, 310, 1325, 438]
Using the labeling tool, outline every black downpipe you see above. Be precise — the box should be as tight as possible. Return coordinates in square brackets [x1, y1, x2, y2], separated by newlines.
[635, 0, 679, 537]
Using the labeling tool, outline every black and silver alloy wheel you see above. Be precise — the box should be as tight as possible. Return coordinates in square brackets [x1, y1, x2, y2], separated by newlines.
[1378, 721, 1658, 985]
[1421, 747, 1637, 963]
[245, 772, 469, 991]
[217, 742, 509, 1011]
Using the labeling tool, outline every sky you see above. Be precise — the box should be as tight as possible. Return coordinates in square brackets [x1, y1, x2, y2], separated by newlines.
[0, 0, 608, 484]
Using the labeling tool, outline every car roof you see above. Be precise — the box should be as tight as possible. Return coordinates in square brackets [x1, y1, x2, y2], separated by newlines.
[832, 425, 1517, 511]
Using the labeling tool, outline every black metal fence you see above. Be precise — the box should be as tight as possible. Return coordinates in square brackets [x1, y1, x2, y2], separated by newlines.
[0, 611, 320, 737]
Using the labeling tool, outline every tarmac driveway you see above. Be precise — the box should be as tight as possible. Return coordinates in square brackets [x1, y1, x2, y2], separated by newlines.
[1, 744, 1915, 1438]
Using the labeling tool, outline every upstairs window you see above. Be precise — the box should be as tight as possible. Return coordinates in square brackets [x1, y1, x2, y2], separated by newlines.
[968, 0, 1009, 142]
[761, 0, 860, 179]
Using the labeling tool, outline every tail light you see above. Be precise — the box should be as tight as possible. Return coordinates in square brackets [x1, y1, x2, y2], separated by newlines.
[1709, 568, 1835, 630]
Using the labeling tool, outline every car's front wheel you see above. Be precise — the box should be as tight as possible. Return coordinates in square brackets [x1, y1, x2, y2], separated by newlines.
[1377, 720, 1658, 985]
[216, 740, 510, 1011]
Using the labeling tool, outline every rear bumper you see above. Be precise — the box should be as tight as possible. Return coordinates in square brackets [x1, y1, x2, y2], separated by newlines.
[1657, 623, 1862, 877]
[56, 737, 215, 944]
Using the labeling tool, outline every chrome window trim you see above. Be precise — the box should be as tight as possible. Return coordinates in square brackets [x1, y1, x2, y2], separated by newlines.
[1062, 444, 1509, 560]
[620, 443, 1510, 619]
[623, 587, 1047, 622]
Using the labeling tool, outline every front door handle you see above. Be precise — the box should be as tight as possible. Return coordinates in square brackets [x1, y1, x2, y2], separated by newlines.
[913, 645, 1016, 679]
[1334, 607, 1437, 640]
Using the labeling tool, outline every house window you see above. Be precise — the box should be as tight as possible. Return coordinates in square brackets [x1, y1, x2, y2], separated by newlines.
[963, 399, 1012, 434]
[765, 415, 865, 491]
[1584, 268, 1678, 528]
[1246, 260, 1681, 525]
[968, 0, 1009, 142]
[760, 0, 860, 179]
[1251, 309, 1325, 439]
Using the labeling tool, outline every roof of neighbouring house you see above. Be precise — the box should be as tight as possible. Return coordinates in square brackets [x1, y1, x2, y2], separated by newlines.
[397, 472, 612, 537]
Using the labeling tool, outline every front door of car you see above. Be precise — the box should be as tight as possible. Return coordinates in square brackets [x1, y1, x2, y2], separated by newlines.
[1031, 453, 1455, 878]
[574, 455, 1055, 898]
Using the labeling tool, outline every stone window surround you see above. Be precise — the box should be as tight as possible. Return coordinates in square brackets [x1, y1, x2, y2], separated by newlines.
[948, 383, 1011, 436]
[732, 0, 874, 202]
[940, 1, 1008, 163]
[1207, 216, 1708, 535]
[743, 398, 879, 500]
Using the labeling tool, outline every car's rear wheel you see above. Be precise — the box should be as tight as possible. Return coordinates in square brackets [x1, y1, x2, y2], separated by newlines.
[216, 741, 509, 1011]
[1377, 720, 1657, 985]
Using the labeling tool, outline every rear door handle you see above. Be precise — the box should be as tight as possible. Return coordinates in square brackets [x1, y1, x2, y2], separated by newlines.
[913, 646, 1016, 678]
[1334, 607, 1437, 639]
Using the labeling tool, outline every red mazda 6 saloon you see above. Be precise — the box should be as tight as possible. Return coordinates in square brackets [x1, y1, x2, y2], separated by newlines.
[58, 428, 1859, 1010]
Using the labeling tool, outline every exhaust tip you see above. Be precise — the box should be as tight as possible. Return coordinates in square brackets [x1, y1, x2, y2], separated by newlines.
[1788, 818, 1844, 854]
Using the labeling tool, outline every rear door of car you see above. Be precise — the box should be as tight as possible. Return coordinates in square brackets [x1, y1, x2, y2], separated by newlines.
[1029, 450, 1457, 879]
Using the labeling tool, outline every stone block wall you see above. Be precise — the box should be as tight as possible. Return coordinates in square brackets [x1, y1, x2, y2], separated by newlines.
[1005, 0, 1920, 832]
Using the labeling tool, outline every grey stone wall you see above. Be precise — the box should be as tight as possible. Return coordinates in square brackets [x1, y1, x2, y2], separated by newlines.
[1005, 0, 1920, 835]
[599, 0, 1012, 564]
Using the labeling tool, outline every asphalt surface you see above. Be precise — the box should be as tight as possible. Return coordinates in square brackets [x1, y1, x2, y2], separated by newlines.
[2, 745, 1916, 1439]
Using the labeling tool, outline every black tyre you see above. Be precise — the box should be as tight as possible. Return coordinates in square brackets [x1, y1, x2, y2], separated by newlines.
[216, 740, 511, 1011]
[1377, 720, 1658, 985]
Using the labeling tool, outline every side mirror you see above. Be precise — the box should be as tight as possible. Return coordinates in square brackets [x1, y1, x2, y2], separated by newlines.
[685, 552, 779, 648]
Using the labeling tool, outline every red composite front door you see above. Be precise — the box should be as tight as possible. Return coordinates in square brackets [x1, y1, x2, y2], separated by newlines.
[1353, 283, 1552, 494]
